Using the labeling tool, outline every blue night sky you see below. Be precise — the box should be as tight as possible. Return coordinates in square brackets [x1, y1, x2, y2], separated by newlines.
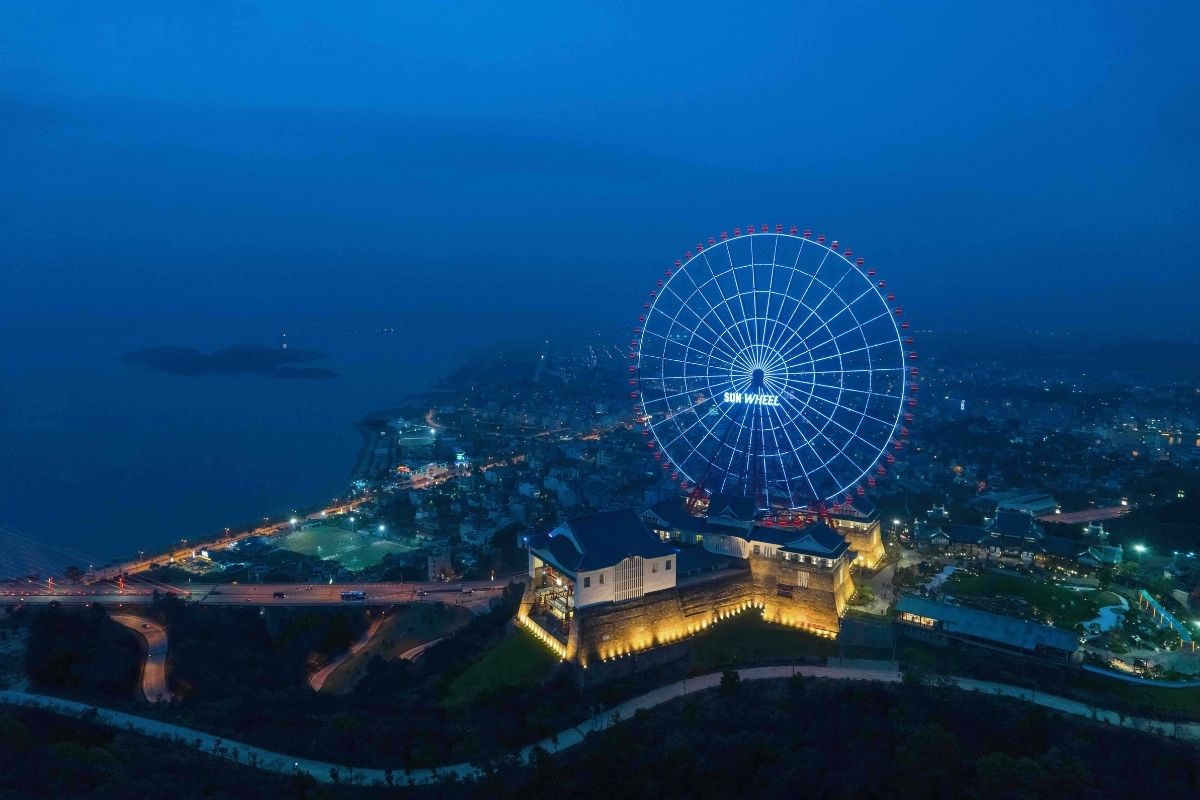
[2, 2, 1198, 340]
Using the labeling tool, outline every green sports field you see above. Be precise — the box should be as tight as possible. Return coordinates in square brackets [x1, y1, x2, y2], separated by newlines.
[277, 525, 413, 571]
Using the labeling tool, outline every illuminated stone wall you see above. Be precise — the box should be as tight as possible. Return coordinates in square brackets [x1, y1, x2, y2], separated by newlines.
[539, 554, 853, 669]
[831, 517, 886, 570]
[568, 570, 758, 665]
[750, 553, 853, 634]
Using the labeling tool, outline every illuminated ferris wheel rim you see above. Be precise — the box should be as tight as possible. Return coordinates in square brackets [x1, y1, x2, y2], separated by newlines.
[633, 226, 915, 510]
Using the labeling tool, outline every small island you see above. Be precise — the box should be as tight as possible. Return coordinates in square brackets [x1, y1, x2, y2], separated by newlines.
[120, 344, 338, 379]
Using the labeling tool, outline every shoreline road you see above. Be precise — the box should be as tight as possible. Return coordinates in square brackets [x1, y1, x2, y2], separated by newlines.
[0, 577, 523, 609]
[111, 615, 172, 703]
[4, 664, 1199, 787]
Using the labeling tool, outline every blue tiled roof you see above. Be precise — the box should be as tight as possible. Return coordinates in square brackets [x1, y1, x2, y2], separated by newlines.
[530, 509, 675, 576]
[991, 509, 1043, 538]
[830, 497, 878, 520]
[645, 499, 707, 532]
[947, 524, 987, 545]
[1043, 535, 1087, 558]
[777, 521, 850, 558]
[707, 493, 758, 522]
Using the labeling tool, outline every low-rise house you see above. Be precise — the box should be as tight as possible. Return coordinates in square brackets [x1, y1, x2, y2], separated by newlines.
[896, 595, 1082, 665]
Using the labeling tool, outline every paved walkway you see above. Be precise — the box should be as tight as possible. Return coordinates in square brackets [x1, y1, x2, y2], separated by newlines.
[397, 635, 448, 663]
[308, 616, 386, 692]
[2, 664, 1196, 787]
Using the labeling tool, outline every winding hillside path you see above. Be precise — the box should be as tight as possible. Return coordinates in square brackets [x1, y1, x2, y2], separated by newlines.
[308, 617, 386, 692]
[111, 615, 173, 703]
[2, 664, 1197, 787]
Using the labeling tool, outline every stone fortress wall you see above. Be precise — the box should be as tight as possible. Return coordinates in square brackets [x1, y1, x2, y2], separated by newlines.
[830, 517, 886, 570]
[523, 552, 856, 669]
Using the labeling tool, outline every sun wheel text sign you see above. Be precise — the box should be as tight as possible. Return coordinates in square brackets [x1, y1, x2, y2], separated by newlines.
[723, 391, 780, 407]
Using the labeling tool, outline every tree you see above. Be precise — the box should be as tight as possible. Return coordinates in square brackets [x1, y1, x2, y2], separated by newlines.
[975, 752, 1049, 800]
[895, 723, 965, 800]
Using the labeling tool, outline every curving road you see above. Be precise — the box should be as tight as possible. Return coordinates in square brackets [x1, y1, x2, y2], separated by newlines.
[111, 615, 173, 703]
[3, 664, 1198, 787]
[308, 616, 386, 692]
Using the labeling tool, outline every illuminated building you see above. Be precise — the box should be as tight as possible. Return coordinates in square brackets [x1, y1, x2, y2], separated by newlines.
[518, 500, 861, 672]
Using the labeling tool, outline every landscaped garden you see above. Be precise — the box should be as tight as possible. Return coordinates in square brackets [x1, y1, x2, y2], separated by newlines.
[941, 570, 1101, 629]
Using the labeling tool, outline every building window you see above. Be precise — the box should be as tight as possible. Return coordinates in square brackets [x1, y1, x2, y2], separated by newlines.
[753, 544, 761, 555]
[797, 570, 810, 588]
[665, 559, 672, 571]
[599, 573, 605, 585]
[583, 576, 591, 588]
[651, 562, 658, 574]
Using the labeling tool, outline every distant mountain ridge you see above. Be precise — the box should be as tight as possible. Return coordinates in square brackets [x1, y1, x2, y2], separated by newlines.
[120, 344, 338, 379]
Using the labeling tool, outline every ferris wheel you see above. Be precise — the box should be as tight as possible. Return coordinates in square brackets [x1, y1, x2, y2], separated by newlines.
[633, 225, 915, 514]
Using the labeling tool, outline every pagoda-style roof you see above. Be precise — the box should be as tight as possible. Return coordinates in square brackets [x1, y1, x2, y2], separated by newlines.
[528, 509, 675, 578]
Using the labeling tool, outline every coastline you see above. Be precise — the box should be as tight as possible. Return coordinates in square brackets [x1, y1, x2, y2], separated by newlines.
[348, 389, 462, 481]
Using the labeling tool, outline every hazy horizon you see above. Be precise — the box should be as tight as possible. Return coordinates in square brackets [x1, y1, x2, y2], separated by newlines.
[3, 3, 1199, 342]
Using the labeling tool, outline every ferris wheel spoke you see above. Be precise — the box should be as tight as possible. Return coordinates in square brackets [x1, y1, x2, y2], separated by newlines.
[767, 275, 847, 359]
[763, 401, 805, 503]
[773, 283, 873, 366]
[745, 238, 764, 348]
[782, 408, 856, 496]
[645, 351, 737, 376]
[766, 257, 847, 354]
[772, 261, 859, 357]
[653, 402, 723, 455]
[761, 242, 813, 357]
[800, 380, 903, 402]
[657, 284, 744, 365]
[776, 299, 889, 365]
[654, 407, 735, 467]
[762, 266, 831, 356]
[772, 383, 868, 460]
[709, 250, 759, 351]
[781, 388, 897, 442]
[804, 339, 899, 366]
[759, 239, 782, 352]
[640, 330, 738, 373]
[672, 264, 753, 359]
[695, 248, 756, 354]
[722, 402, 759, 495]
[653, 310, 739, 368]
